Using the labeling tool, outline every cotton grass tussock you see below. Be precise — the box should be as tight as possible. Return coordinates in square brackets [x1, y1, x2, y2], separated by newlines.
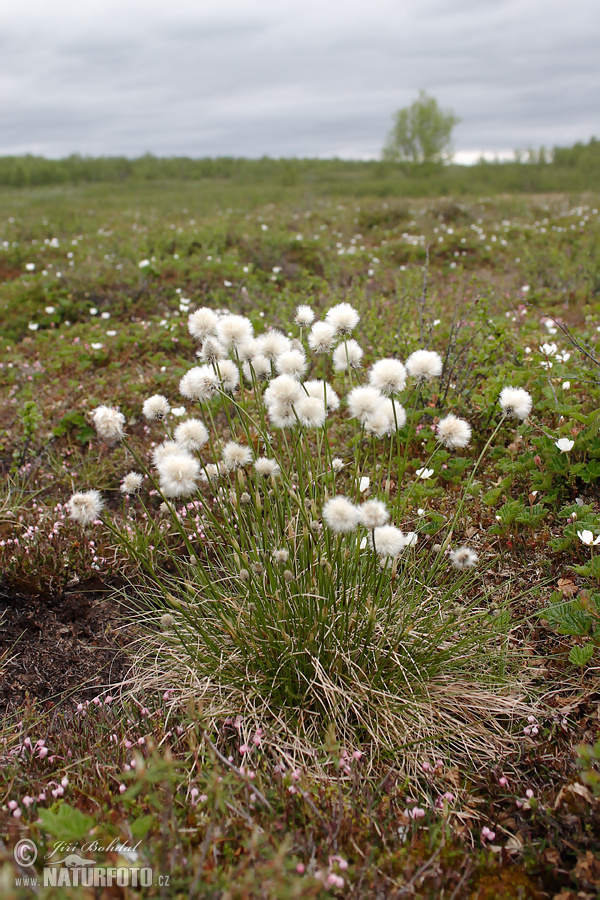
[347, 386, 384, 424]
[255, 330, 290, 361]
[91, 405, 126, 443]
[67, 490, 104, 525]
[198, 337, 226, 363]
[264, 374, 302, 407]
[274, 349, 307, 379]
[406, 349, 443, 381]
[359, 500, 389, 529]
[499, 386, 532, 420]
[254, 457, 280, 477]
[142, 394, 170, 421]
[370, 525, 414, 558]
[174, 419, 209, 452]
[216, 314, 253, 351]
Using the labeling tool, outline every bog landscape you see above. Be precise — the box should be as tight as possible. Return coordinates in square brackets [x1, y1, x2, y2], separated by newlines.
[1, 159, 600, 897]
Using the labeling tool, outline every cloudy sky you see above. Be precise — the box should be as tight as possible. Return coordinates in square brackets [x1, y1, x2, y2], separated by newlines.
[2, 0, 598, 161]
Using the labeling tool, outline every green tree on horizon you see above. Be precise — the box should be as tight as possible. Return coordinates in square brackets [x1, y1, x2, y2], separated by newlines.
[383, 90, 460, 166]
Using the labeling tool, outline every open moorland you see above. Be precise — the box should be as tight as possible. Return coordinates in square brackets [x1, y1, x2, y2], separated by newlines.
[1, 177, 600, 898]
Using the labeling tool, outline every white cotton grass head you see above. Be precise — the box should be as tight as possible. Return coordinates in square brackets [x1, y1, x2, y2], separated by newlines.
[188, 308, 218, 342]
[325, 302, 360, 335]
[152, 441, 181, 467]
[243, 354, 271, 383]
[369, 359, 407, 395]
[360, 500, 389, 530]
[142, 394, 170, 420]
[333, 339, 363, 371]
[294, 396, 326, 428]
[371, 526, 416, 557]
[120, 472, 143, 495]
[267, 401, 296, 430]
[303, 380, 340, 411]
[499, 387, 532, 420]
[437, 414, 472, 450]
[174, 419, 209, 451]
[322, 496, 361, 534]
[449, 546, 478, 570]
[156, 451, 200, 498]
[199, 462, 221, 484]
[347, 386, 384, 424]
[235, 339, 258, 362]
[215, 359, 239, 392]
[308, 321, 337, 353]
[216, 314, 253, 351]
[179, 366, 219, 401]
[275, 348, 307, 379]
[264, 374, 302, 407]
[91, 405, 126, 444]
[294, 305, 315, 327]
[222, 441, 253, 470]
[67, 490, 104, 525]
[198, 337, 226, 363]
[406, 349, 443, 381]
[364, 398, 406, 437]
[254, 457, 280, 477]
[256, 330, 291, 361]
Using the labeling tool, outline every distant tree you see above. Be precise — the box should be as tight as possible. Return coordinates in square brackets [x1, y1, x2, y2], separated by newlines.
[383, 90, 460, 166]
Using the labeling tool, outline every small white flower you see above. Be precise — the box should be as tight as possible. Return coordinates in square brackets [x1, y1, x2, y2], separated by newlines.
[174, 419, 209, 451]
[325, 302, 360, 335]
[555, 438, 574, 452]
[294, 305, 315, 327]
[294, 395, 326, 428]
[120, 472, 143, 494]
[45, 306, 55, 314]
[143, 395, 170, 420]
[254, 457, 280, 477]
[406, 350, 443, 381]
[139, 259, 150, 268]
[222, 441, 253, 469]
[499, 387, 532, 420]
[369, 359, 407, 395]
[449, 547, 478, 569]
[436, 414, 472, 450]
[562, 381, 570, 390]
[359, 476, 370, 492]
[25, 262, 35, 271]
[91, 342, 104, 350]
[171, 406, 186, 416]
[92, 405, 125, 443]
[28, 322, 39, 331]
[415, 467, 434, 480]
[303, 380, 340, 411]
[359, 499, 389, 529]
[67, 490, 104, 525]
[577, 530, 600, 546]
[323, 496, 361, 534]
[333, 339, 363, 371]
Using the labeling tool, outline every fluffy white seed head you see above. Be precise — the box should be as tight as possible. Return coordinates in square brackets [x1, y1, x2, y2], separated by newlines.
[217, 314, 253, 350]
[200, 462, 221, 483]
[499, 387, 532, 420]
[179, 366, 219, 401]
[360, 500, 389, 529]
[67, 490, 104, 525]
[216, 359, 239, 393]
[272, 548, 289, 564]
[156, 451, 200, 498]
[369, 359, 407, 395]
[406, 349, 443, 381]
[174, 419, 209, 451]
[303, 380, 340, 411]
[437, 414, 472, 450]
[92, 406, 126, 444]
[449, 546, 478, 569]
[236, 339, 258, 362]
[347, 386, 384, 424]
[365, 399, 406, 437]
[371, 526, 415, 557]
[294, 305, 315, 327]
[331, 457, 344, 472]
[143, 395, 170, 420]
[264, 374, 303, 406]
[333, 339, 363, 371]
[120, 472, 143, 494]
[188, 308, 218, 342]
[199, 337, 226, 363]
[275, 348, 307, 379]
[308, 321, 336, 353]
[152, 441, 181, 467]
[267, 401, 296, 429]
[243, 354, 271, 382]
[256, 330, 291, 361]
[254, 457, 280, 477]
[294, 396, 326, 428]
[325, 302, 360, 335]
[222, 441, 253, 469]
[322, 496, 361, 534]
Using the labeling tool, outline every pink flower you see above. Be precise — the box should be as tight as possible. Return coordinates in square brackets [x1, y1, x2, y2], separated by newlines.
[481, 826, 496, 842]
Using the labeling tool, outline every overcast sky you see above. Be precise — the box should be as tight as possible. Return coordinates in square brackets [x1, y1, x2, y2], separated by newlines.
[1, 0, 598, 160]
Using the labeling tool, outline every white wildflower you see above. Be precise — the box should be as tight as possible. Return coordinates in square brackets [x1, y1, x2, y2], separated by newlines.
[174, 419, 209, 451]
[555, 438, 574, 452]
[199, 337, 226, 363]
[275, 349, 307, 379]
[188, 308, 218, 342]
[371, 526, 413, 557]
[359, 476, 370, 492]
[308, 321, 336, 353]
[156, 451, 200, 498]
[360, 500, 389, 529]
[254, 457, 280, 477]
[437, 414, 472, 450]
[256, 330, 290, 361]
[295, 396, 326, 428]
[67, 490, 104, 525]
[415, 467, 434, 479]
[303, 380, 340, 411]
[331, 457, 344, 472]
[325, 302, 360, 335]
[243, 354, 271, 382]
[347, 386, 384, 424]
[294, 305, 315, 327]
[222, 441, 253, 469]
[264, 374, 302, 406]
[120, 472, 143, 494]
[499, 387, 532, 420]
[333, 339, 363, 371]
[406, 349, 443, 381]
[369, 359, 407, 395]
[179, 366, 219, 401]
[91, 406, 126, 444]
[217, 314, 253, 350]
[449, 547, 478, 569]
[322, 496, 361, 534]
[143, 395, 170, 420]
[577, 530, 600, 546]
[215, 359, 239, 392]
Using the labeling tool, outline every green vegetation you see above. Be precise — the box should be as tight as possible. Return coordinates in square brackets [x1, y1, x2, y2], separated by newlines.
[383, 90, 460, 166]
